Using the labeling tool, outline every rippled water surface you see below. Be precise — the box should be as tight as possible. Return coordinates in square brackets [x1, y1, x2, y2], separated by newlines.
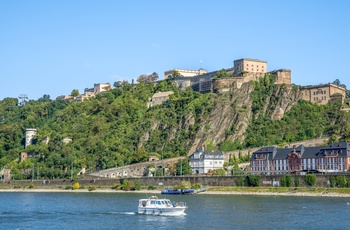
[0, 192, 350, 229]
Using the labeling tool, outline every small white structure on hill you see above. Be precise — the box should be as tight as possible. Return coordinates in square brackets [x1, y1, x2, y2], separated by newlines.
[25, 128, 36, 148]
[189, 148, 224, 175]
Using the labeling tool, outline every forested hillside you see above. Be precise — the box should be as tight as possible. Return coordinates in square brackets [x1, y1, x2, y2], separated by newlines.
[1, 77, 349, 179]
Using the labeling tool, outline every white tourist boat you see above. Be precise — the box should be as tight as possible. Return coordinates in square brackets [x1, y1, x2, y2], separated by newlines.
[138, 196, 187, 215]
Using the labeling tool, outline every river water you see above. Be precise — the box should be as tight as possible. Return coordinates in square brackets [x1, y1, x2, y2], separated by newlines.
[0, 192, 349, 229]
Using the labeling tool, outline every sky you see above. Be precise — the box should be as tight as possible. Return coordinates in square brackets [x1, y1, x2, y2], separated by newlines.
[0, 0, 349, 101]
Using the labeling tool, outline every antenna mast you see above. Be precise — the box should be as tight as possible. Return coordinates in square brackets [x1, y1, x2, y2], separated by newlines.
[18, 94, 28, 106]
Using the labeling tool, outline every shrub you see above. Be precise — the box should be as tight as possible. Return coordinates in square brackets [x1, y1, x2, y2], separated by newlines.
[329, 176, 336, 187]
[73, 182, 80, 190]
[29, 183, 35, 189]
[147, 185, 156, 190]
[112, 184, 120, 190]
[294, 177, 300, 187]
[134, 180, 141, 190]
[247, 175, 260, 187]
[121, 180, 130, 191]
[88, 186, 96, 191]
[234, 176, 245, 186]
[65, 185, 73, 190]
[304, 174, 317, 187]
[336, 175, 347, 188]
[280, 175, 292, 187]
[178, 181, 191, 190]
[214, 168, 227, 176]
[191, 183, 201, 189]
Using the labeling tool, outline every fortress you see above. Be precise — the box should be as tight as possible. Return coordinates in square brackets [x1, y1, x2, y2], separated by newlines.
[164, 58, 291, 93]
[164, 58, 345, 104]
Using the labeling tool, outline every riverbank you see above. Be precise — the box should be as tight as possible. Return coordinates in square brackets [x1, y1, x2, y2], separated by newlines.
[1, 187, 350, 197]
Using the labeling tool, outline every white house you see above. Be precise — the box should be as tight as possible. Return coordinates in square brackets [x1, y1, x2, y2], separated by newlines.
[189, 148, 224, 175]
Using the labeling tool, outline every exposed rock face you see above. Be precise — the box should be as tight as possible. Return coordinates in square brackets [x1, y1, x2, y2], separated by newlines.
[266, 84, 302, 121]
[138, 81, 302, 155]
[189, 83, 301, 154]
[189, 82, 255, 154]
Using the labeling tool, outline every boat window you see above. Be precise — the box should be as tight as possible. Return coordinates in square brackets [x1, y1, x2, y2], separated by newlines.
[161, 201, 165, 204]
[151, 201, 155, 204]
[157, 201, 161, 205]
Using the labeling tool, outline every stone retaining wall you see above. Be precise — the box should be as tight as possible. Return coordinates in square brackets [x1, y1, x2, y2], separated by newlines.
[2, 174, 348, 189]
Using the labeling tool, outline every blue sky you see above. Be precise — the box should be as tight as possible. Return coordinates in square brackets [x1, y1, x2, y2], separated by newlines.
[1, 0, 349, 100]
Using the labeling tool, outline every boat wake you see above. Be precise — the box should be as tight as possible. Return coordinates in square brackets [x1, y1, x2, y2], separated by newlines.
[118, 212, 137, 215]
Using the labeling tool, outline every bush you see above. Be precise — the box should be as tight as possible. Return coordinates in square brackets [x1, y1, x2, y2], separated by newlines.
[73, 182, 80, 190]
[280, 175, 292, 187]
[304, 174, 317, 186]
[121, 180, 130, 191]
[65, 185, 73, 190]
[247, 175, 260, 187]
[329, 176, 336, 187]
[214, 168, 227, 176]
[191, 183, 201, 189]
[294, 177, 300, 187]
[336, 175, 347, 188]
[234, 176, 245, 186]
[88, 186, 96, 191]
[134, 180, 141, 190]
[147, 185, 156, 190]
[112, 184, 120, 190]
[29, 183, 35, 189]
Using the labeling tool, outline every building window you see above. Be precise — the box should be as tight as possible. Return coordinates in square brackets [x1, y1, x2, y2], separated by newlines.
[324, 90, 326, 94]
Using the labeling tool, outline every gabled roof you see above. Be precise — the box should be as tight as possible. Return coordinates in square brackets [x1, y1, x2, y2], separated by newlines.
[189, 149, 224, 159]
[251, 146, 277, 160]
[251, 142, 350, 161]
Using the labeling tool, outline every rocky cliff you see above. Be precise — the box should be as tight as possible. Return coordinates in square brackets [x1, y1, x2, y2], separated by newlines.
[187, 82, 302, 154]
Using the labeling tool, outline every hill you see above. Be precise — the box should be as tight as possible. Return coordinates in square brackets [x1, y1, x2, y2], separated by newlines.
[0, 75, 349, 179]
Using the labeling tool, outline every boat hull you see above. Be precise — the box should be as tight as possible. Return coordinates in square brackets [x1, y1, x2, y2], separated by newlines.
[138, 207, 186, 216]
[161, 189, 194, 195]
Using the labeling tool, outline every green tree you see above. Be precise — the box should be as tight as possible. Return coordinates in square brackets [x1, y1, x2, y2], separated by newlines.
[71, 89, 80, 97]
[172, 70, 181, 78]
[176, 158, 192, 176]
[213, 69, 231, 80]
